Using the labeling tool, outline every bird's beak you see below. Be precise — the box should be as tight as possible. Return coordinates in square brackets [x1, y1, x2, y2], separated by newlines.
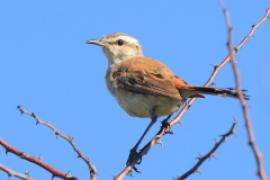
[85, 39, 105, 46]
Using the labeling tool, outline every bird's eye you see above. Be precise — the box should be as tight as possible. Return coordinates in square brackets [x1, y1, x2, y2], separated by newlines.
[117, 39, 124, 46]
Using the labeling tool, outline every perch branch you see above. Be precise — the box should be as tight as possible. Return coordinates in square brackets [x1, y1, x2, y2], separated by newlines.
[17, 105, 97, 180]
[222, 5, 268, 180]
[115, 8, 270, 180]
[0, 138, 76, 179]
[171, 7, 270, 126]
[177, 121, 236, 180]
[0, 163, 32, 180]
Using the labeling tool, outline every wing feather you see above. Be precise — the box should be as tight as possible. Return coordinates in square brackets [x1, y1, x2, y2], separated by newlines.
[113, 57, 183, 101]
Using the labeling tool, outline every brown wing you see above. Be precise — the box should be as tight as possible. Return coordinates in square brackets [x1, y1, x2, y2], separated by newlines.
[113, 57, 186, 101]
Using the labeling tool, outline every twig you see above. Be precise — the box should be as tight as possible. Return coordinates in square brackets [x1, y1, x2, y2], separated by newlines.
[222, 4, 268, 180]
[0, 138, 76, 180]
[114, 8, 270, 180]
[0, 163, 32, 180]
[17, 105, 97, 180]
[176, 121, 236, 180]
[170, 7, 270, 126]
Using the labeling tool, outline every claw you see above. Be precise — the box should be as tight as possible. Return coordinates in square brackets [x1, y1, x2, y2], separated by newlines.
[126, 148, 142, 173]
[161, 116, 173, 134]
[126, 148, 142, 165]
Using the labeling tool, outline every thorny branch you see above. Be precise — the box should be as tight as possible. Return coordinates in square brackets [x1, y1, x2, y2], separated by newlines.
[0, 163, 32, 180]
[176, 122, 236, 180]
[17, 105, 97, 180]
[0, 138, 77, 180]
[222, 5, 268, 180]
[115, 8, 270, 180]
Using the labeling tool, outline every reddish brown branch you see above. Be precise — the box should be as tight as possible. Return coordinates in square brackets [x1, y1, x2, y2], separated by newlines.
[0, 163, 32, 180]
[177, 121, 236, 180]
[0, 138, 76, 179]
[115, 8, 270, 180]
[17, 105, 97, 180]
[222, 5, 268, 180]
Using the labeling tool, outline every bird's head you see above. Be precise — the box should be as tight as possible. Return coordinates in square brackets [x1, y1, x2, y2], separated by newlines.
[86, 33, 143, 65]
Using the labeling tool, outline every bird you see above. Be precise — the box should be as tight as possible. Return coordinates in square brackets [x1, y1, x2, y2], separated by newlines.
[86, 33, 247, 164]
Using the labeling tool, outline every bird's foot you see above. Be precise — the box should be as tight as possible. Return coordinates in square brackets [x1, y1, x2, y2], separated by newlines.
[126, 147, 142, 173]
[161, 118, 173, 135]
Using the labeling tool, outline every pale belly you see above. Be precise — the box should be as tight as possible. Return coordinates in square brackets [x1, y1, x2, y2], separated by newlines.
[114, 89, 181, 118]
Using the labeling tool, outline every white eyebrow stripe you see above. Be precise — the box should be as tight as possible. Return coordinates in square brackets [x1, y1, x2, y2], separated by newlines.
[116, 35, 140, 45]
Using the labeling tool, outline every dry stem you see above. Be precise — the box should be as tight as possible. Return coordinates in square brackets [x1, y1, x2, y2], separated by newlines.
[0, 163, 32, 180]
[0, 138, 76, 179]
[17, 105, 97, 180]
[115, 8, 270, 180]
[177, 121, 236, 179]
[222, 5, 268, 180]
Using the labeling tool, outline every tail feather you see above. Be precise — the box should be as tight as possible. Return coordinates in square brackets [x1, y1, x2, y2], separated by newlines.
[184, 86, 249, 100]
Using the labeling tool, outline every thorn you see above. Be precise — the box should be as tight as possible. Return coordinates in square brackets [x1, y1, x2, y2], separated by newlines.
[18, 152, 25, 157]
[232, 130, 237, 137]
[197, 153, 202, 160]
[251, 24, 256, 28]
[51, 175, 55, 180]
[65, 171, 71, 177]
[231, 128, 236, 135]
[233, 47, 238, 53]
[31, 113, 36, 118]
[211, 64, 218, 71]
[233, 118, 238, 124]
[195, 167, 200, 174]
[210, 82, 216, 87]
[17, 105, 24, 114]
[35, 120, 39, 125]
[5, 149, 9, 155]
[156, 139, 162, 145]
[68, 136, 74, 142]
[209, 152, 216, 159]
[24, 171, 30, 177]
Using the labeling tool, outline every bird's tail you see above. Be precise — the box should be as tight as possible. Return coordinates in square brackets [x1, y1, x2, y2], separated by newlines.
[182, 86, 249, 100]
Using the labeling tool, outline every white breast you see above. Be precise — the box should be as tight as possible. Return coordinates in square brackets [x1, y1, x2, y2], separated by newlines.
[106, 66, 181, 118]
[114, 89, 181, 118]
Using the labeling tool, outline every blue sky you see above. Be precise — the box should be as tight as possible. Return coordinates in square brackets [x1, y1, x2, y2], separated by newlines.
[0, 0, 269, 179]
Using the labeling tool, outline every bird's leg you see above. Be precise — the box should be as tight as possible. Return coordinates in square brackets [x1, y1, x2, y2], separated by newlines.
[161, 114, 173, 134]
[132, 115, 157, 151]
[126, 110, 158, 168]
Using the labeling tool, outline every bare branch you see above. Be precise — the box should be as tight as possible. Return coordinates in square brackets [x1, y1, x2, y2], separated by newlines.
[171, 7, 270, 126]
[115, 8, 270, 180]
[176, 121, 236, 180]
[222, 4, 268, 180]
[17, 105, 97, 180]
[0, 138, 77, 180]
[0, 163, 32, 180]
